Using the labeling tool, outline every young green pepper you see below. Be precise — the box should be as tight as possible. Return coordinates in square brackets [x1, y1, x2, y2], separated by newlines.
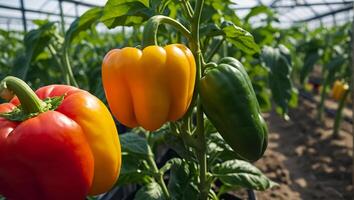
[200, 57, 268, 162]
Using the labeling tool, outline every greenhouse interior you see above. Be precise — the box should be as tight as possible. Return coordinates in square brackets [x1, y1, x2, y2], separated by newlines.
[0, 0, 353, 199]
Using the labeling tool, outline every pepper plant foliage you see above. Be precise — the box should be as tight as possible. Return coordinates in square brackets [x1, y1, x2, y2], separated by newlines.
[1, 0, 292, 199]
[95, 0, 276, 199]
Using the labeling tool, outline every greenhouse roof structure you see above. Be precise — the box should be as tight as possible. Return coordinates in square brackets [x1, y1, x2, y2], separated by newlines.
[0, 0, 353, 31]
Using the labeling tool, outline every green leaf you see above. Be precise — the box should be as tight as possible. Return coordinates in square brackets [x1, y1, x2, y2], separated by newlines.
[168, 159, 199, 200]
[300, 51, 320, 84]
[134, 182, 164, 200]
[208, 189, 219, 200]
[221, 22, 260, 54]
[12, 22, 57, 79]
[117, 154, 152, 185]
[326, 56, 345, 73]
[101, 0, 152, 28]
[120, 132, 149, 157]
[253, 82, 271, 112]
[207, 132, 242, 166]
[200, 23, 222, 37]
[204, 118, 217, 135]
[160, 157, 182, 174]
[212, 160, 278, 191]
[164, 133, 195, 161]
[216, 184, 242, 196]
[149, 124, 170, 145]
[65, 7, 103, 45]
[261, 45, 293, 116]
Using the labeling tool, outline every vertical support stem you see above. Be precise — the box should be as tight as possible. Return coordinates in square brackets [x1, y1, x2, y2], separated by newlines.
[145, 132, 170, 199]
[333, 89, 349, 137]
[317, 71, 329, 122]
[191, 0, 208, 199]
[351, 10, 354, 192]
[19, 0, 27, 33]
[247, 189, 257, 200]
[47, 44, 70, 85]
[58, 0, 65, 34]
[62, 48, 79, 87]
[196, 96, 207, 200]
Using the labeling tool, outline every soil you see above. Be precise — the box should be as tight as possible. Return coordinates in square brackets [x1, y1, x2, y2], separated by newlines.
[253, 96, 353, 200]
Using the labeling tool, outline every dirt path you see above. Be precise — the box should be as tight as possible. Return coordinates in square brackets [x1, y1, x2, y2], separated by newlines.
[254, 97, 353, 200]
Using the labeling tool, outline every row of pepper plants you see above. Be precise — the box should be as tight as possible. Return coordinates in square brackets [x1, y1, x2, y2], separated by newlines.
[293, 22, 352, 137]
[0, 0, 351, 199]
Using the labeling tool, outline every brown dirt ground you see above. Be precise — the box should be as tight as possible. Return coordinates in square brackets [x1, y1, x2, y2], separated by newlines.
[253, 96, 353, 200]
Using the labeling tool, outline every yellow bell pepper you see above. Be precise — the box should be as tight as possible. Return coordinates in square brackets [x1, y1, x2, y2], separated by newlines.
[102, 44, 196, 131]
[331, 80, 349, 101]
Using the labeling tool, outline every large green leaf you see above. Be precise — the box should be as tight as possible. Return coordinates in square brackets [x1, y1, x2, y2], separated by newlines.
[163, 132, 195, 161]
[326, 55, 345, 73]
[300, 51, 320, 84]
[65, 7, 103, 45]
[12, 22, 56, 79]
[212, 160, 277, 191]
[168, 159, 199, 200]
[261, 45, 294, 116]
[134, 182, 164, 200]
[117, 154, 152, 185]
[221, 21, 260, 54]
[120, 132, 149, 157]
[101, 0, 152, 28]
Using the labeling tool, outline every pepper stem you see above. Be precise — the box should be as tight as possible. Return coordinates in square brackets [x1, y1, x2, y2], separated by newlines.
[0, 76, 46, 114]
[142, 15, 192, 48]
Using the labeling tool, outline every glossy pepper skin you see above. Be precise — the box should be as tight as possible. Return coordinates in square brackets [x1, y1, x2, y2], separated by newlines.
[331, 80, 349, 101]
[200, 57, 268, 162]
[0, 84, 121, 200]
[102, 44, 196, 131]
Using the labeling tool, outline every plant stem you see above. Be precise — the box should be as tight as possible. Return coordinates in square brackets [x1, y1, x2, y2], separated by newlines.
[206, 37, 225, 62]
[191, 0, 208, 199]
[349, 17, 354, 195]
[317, 71, 329, 121]
[351, 15, 354, 193]
[333, 89, 350, 137]
[47, 44, 70, 85]
[62, 47, 79, 87]
[145, 132, 171, 199]
[0, 76, 45, 114]
[196, 96, 207, 200]
[181, 0, 194, 20]
[142, 15, 192, 48]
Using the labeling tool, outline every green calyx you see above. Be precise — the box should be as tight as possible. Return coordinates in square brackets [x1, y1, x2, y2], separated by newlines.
[203, 62, 217, 74]
[0, 76, 64, 121]
[0, 96, 64, 121]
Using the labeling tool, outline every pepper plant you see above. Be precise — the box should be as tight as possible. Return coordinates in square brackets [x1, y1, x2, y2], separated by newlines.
[96, 0, 276, 199]
[295, 23, 352, 136]
[0, 0, 280, 199]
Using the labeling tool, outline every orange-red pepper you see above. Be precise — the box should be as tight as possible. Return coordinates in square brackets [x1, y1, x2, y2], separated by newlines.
[0, 77, 121, 200]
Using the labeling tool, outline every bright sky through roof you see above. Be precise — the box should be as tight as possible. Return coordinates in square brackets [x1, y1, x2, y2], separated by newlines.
[0, 0, 352, 31]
